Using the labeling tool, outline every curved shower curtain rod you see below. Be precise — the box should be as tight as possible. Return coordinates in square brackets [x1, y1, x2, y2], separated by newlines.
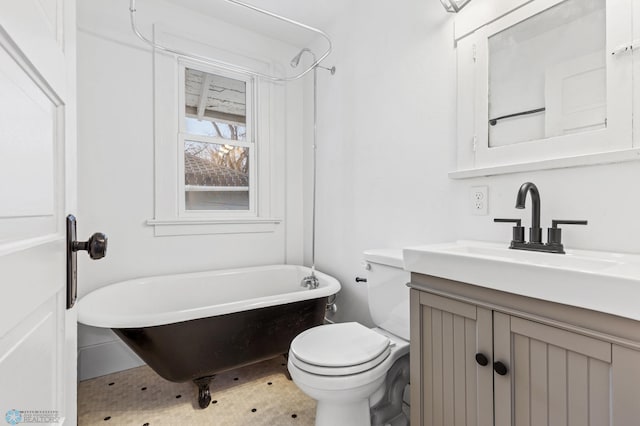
[129, 0, 333, 82]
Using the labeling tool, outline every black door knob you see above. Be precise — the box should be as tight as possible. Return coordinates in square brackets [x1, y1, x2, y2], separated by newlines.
[87, 232, 108, 259]
[66, 215, 107, 310]
[73, 232, 108, 260]
[493, 361, 508, 376]
[475, 353, 489, 366]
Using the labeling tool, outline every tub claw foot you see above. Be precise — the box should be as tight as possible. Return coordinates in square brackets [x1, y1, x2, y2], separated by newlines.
[194, 376, 214, 409]
[198, 386, 211, 409]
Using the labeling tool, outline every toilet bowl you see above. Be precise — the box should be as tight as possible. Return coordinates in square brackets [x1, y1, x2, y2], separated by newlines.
[288, 249, 410, 426]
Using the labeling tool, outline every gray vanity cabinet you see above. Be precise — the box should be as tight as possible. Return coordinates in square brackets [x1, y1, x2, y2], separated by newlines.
[493, 313, 612, 426]
[410, 275, 640, 426]
[410, 290, 493, 426]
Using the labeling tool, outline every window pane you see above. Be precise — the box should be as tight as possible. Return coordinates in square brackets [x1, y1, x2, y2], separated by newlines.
[184, 140, 249, 211]
[184, 68, 247, 141]
[185, 117, 246, 140]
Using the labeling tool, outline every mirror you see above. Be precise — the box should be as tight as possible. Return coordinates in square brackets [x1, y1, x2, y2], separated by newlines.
[488, 0, 606, 147]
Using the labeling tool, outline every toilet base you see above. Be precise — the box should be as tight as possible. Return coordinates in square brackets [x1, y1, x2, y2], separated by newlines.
[371, 354, 410, 426]
[316, 399, 371, 426]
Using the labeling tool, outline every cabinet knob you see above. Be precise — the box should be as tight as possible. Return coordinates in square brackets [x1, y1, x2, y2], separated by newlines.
[493, 361, 509, 376]
[475, 353, 489, 366]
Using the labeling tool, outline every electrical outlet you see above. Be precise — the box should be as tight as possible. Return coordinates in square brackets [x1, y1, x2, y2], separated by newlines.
[471, 186, 488, 215]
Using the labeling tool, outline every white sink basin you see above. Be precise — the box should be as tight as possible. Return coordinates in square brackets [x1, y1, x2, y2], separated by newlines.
[403, 240, 640, 321]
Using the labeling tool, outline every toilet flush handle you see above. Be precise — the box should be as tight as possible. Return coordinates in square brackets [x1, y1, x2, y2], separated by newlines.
[356, 261, 370, 283]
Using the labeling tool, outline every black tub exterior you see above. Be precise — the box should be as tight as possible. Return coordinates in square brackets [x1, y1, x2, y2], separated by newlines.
[112, 297, 327, 383]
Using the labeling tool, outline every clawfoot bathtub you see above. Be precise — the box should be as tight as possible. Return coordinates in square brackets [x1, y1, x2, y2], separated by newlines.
[78, 265, 340, 408]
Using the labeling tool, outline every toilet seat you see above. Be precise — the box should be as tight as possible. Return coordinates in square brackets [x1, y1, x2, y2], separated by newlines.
[289, 322, 391, 376]
[290, 346, 391, 376]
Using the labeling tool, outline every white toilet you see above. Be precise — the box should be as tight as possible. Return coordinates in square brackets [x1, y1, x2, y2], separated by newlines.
[287, 249, 410, 426]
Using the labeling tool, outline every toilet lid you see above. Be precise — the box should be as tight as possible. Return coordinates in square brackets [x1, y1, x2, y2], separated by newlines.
[290, 322, 390, 368]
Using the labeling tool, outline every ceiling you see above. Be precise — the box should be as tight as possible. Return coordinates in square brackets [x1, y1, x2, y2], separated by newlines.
[163, 0, 347, 47]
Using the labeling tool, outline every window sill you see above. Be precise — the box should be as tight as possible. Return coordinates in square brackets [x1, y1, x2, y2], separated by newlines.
[147, 217, 282, 236]
[449, 148, 640, 179]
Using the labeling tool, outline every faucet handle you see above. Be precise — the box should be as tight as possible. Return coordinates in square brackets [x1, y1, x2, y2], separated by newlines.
[494, 218, 521, 226]
[494, 218, 525, 243]
[551, 220, 588, 228]
[547, 219, 588, 246]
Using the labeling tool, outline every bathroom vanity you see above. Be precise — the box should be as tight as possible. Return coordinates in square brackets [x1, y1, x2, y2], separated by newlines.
[405, 241, 640, 425]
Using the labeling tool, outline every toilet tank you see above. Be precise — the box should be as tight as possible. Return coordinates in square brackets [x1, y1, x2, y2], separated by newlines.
[364, 249, 410, 341]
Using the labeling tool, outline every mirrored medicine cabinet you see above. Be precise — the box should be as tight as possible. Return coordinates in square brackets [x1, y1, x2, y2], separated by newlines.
[452, 0, 637, 178]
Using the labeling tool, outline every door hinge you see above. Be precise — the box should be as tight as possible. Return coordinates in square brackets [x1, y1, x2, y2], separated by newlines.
[472, 135, 477, 152]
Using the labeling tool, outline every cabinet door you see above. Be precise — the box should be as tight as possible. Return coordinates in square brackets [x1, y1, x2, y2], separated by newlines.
[410, 290, 493, 426]
[494, 314, 612, 426]
[611, 345, 640, 424]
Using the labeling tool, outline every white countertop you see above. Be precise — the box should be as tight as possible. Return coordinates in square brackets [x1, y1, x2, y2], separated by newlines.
[403, 240, 640, 322]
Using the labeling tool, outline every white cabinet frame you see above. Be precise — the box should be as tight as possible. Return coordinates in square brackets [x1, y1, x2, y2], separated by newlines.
[452, 0, 636, 178]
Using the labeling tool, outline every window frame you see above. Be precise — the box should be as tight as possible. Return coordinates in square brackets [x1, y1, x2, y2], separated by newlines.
[177, 61, 257, 218]
[148, 25, 281, 236]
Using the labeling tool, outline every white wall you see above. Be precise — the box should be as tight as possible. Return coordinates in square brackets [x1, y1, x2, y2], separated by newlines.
[314, 0, 640, 329]
[451, 161, 640, 254]
[76, 0, 305, 378]
[312, 0, 459, 326]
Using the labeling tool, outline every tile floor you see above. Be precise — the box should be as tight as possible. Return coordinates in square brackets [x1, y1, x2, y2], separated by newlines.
[78, 356, 315, 426]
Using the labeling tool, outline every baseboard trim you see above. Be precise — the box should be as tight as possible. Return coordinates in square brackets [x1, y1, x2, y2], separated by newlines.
[78, 339, 145, 381]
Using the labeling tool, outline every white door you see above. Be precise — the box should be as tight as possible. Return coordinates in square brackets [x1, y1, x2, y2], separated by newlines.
[0, 1, 77, 425]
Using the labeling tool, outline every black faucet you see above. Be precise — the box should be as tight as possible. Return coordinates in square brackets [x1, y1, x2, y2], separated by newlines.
[515, 182, 542, 243]
[494, 182, 587, 254]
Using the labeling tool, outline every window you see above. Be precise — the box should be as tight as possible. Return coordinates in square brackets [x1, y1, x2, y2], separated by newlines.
[149, 37, 281, 236]
[179, 66, 255, 213]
